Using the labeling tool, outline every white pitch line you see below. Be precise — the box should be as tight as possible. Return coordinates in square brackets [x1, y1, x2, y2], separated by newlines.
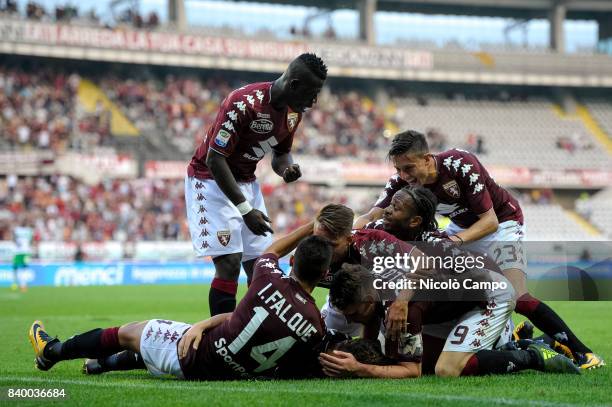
[0, 376, 598, 407]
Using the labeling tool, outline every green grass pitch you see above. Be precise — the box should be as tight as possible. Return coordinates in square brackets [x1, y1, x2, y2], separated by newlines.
[1, 285, 610, 406]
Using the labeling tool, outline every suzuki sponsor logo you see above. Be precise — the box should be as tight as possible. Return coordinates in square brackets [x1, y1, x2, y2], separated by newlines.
[249, 119, 274, 134]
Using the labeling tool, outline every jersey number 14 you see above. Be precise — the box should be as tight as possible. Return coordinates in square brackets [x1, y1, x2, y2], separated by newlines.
[227, 306, 297, 373]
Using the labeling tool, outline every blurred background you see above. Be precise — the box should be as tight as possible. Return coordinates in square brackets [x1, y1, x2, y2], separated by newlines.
[0, 0, 611, 287]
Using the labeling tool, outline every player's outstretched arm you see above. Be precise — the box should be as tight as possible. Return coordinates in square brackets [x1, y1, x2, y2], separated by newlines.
[206, 150, 273, 236]
[265, 221, 314, 258]
[319, 351, 420, 379]
[356, 361, 420, 379]
[354, 207, 384, 229]
[272, 151, 301, 183]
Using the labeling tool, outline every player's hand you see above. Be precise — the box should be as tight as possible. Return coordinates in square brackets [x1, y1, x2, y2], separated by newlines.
[449, 234, 464, 245]
[282, 164, 301, 183]
[178, 325, 205, 359]
[319, 351, 361, 378]
[385, 300, 408, 342]
[243, 209, 274, 236]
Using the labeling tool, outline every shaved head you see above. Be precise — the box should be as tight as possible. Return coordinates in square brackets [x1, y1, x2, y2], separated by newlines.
[271, 53, 327, 113]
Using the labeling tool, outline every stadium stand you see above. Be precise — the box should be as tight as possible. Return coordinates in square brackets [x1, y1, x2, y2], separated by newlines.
[0, 175, 189, 243]
[583, 188, 612, 240]
[392, 97, 612, 170]
[96, 75, 395, 162]
[2, 170, 604, 245]
[521, 203, 603, 241]
[585, 101, 612, 140]
[2, 62, 610, 248]
[0, 175, 374, 244]
[3, 64, 610, 170]
[0, 68, 82, 152]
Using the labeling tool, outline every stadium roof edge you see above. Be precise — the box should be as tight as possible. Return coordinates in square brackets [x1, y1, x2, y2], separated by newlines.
[228, 0, 612, 19]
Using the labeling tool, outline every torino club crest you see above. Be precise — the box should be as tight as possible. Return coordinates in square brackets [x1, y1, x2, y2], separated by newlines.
[287, 112, 299, 132]
[443, 180, 461, 198]
[217, 230, 231, 246]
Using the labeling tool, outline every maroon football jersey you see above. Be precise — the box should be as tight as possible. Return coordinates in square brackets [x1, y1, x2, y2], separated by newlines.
[187, 82, 302, 182]
[320, 228, 416, 281]
[374, 149, 523, 228]
[179, 253, 324, 380]
[363, 219, 450, 241]
[363, 218, 504, 273]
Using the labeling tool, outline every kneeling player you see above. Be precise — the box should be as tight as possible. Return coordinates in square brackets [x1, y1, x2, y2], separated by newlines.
[29, 224, 332, 380]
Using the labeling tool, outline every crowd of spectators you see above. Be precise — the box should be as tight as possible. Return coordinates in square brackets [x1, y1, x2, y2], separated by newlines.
[99, 75, 233, 155]
[0, 68, 77, 151]
[0, 66, 424, 161]
[0, 68, 113, 152]
[0, 175, 369, 246]
[98, 74, 397, 161]
[0, 175, 187, 243]
[1, 66, 537, 163]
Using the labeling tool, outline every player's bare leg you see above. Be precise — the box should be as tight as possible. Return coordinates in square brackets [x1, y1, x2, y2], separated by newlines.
[117, 321, 148, 352]
[435, 351, 473, 377]
[28, 320, 146, 371]
[242, 258, 257, 286]
[503, 268, 604, 369]
[502, 268, 528, 297]
[210, 253, 242, 315]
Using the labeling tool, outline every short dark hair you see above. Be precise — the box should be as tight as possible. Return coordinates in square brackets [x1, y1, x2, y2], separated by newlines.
[329, 263, 372, 310]
[297, 53, 327, 80]
[316, 204, 354, 240]
[293, 235, 333, 286]
[387, 130, 429, 158]
[335, 338, 395, 366]
[398, 185, 439, 234]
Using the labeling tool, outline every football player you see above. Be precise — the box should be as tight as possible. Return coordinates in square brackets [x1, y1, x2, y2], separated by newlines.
[29, 223, 331, 380]
[313, 203, 426, 339]
[354, 130, 604, 369]
[12, 216, 33, 292]
[185, 53, 326, 316]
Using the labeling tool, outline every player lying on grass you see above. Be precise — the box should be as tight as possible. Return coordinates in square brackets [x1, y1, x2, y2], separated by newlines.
[87, 327, 426, 378]
[319, 265, 581, 378]
[29, 223, 333, 380]
[354, 130, 604, 369]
